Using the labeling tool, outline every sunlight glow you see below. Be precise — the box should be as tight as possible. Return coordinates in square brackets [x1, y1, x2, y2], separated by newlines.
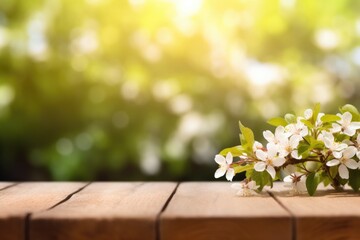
[244, 61, 284, 86]
[315, 29, 340, 50]
[169, 0, 203, 17]
[27, 13, 48, 60]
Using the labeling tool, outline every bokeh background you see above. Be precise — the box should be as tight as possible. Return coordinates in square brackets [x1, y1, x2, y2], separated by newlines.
[1, 0, 360, 181]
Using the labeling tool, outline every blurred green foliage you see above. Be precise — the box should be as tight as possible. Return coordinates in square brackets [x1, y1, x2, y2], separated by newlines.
[1, 0, 360, 180]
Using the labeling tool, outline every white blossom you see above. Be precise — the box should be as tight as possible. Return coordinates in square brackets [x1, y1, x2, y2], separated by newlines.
[315, 113, 325, 127]
[283, 172, 306, 194]
[214, 152, 235, 181]
[231, 180, 259, 196]
[331, 112, 360, 136]
[286, 120, 308, 137]
[326, 146, 358, 179]
[253, 141, 263, 152]
[304, 109, 313, 120]
[254, 143, 285, 179]
[322, 131, 347, 158]
[263, 126, 289, 147]
[278, 135, 302, 159]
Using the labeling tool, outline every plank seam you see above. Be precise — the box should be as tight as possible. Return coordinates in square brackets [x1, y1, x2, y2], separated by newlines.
[47, 182, 91, 210]
[25, 213, 31, 240]
[156, 182, 180, 240]
[268, 191, 297, 240]
[25, 182, 91, 240]
[0, 182, 21, 191]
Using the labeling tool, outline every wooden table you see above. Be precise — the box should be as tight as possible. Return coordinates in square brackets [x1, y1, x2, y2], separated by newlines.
[0, 182, 359, 240]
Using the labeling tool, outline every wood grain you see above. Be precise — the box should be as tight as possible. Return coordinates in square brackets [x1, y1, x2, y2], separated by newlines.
[269, 182, 360, 240]
[0, 182, 87, 240]
[30, 182, 177, 240]
[160, 182, 292, 240]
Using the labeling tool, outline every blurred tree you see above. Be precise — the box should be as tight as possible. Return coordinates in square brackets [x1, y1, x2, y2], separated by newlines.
[1, 0, 360, 180]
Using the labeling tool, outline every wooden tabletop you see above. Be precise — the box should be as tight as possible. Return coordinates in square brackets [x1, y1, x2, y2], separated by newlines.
[0, 182, 359, 240]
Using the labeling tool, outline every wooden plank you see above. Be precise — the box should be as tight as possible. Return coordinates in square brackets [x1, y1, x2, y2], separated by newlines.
[160, 182, 292, 240]
[269, 182, 360, 240]
[0, 182, 15, 190]
[30, 182, 177, 240]
[0, 182, 87, 240]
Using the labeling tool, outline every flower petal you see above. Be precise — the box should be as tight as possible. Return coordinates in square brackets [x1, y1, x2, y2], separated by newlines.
[356, 151, 360, 160]
[291, 150, 301, 159]
[331, 123, 341, 133]
[214, 154, 226, 165]
[335, 143, 348, 152]
[350, 122, 360, 130]
[266, 165, 276, 179]
[283, 175, 293, 183]
[343, 127, 356, 136]
[290, 135, 301, 148]
[300, 127, 309, 137]
[326, 159, 340, 167]
[263, 130, 274, 143]
[275, 126, 285, 136]
[317, 113, 325, 123]
[345, 159, 358, 169]
[253, 141, 263, 151]
[226, 168, 235, 181]
[214, 167, 226, 178]
[225, 152, 233, 165]
[272, 157, 286, 167]
[339, 164, 349, 179]
[343, 146, 357, 159]
[267, 142, 278, 158]
[254, 162, 266, 172]
[304, 109, 313, 119]
[342, 112, 352, 125]
[255, 150, 267, 161]
[324, 138, 333, 149]
[333, 151, 342, 159]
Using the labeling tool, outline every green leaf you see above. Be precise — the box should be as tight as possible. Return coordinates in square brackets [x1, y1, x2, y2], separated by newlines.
[239, 121, 255, 152]
[322, 174, 332, 187]
[219, 145, 246, 157]
[267, 117, 287, 127]
[233, 164, 253, 174]
[300, 119, 313, 128]
[329, 166, 338, 179]
[338, 177, 348, 186]
[312, 103, 321, 124]
[297, 142, 310, 156]
[320, 114, 341, 123]
[284, 113, 296, 124]
[348, 169, 360, 192]
[340, 104, 360, 121]
[340, 104, 359, 115]
[334, 133, 348, 142]
[303, 136, 312, 145]
[246, 168, 254, 179]
[239, 133, 246, 146]
[251, 170, 272, 191]
[306, 172, 319, 196]
[304, 135, 324, 149]
[311, 139, 324, 149]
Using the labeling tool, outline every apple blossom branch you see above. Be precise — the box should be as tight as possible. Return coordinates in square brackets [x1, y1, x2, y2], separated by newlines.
[214, 104, 360, 196]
